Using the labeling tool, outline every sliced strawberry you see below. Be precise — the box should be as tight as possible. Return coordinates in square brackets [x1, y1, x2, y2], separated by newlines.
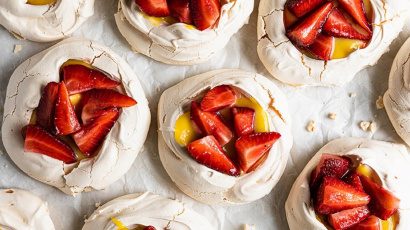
[328, 206, 370, 230]
[143, 226, 156, 230]
[36, 82, 59, 131]
[54, 82, 81, 135]
[168, 0, 192, 24]
[286, 1, 334, 47]
[235, 132, 281, 173]
[286, 0, 325, 17]
[190, 102, 233, 146]
[343, 172, 364, 192]
[62, 65, 120, 95]
[315, 177, 370, 214]
[310, 154, 351, 189]
[187, 135, 239, 176]
[23, 125, 76, 164]
[307, 34, 334, 61]
[323, 8, 371, 40]
[338, 0, 371, 32]
[135, 0, 170, 17]
[190, 0, 221, 31]
[200, 85, 236, 112]
[80, 89, 137, 125]
[232, 107, 255, 137]
[349, 215, 381, 230]
[72, 108, 120, 156]
[359, 175, 400, 220]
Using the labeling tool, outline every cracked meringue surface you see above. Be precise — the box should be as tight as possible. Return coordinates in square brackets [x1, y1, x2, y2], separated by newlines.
[0, 189, 55, 230]
[114, 0, 253, 65]
[1, 38, 151, 195]
[285, 138, 410, 230]
[157, 69, 293, 205]
[384, 37, 410, 146]
[82, 192, 215, 230]
[0, 0, 94, 42]
[257, 0, 410, 86]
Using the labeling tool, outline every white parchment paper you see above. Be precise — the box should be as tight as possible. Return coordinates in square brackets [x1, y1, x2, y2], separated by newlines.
[0, 1, 409, 229]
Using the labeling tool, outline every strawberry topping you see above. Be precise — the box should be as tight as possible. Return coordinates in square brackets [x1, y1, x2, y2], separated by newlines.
[343, 172, 364, 192]
[200, 85, 237, 112]
[307, 34, 334, 61]
[232, 107, 255, 137]
[190, 0, 221, 31]
[349, 215, 381, 230]
[135, 0, 170, 17]
[310, 154, 351, 188]
[286, 0, 326, 17]
[323, 8, 371, 40]
[338, 0, 371, 32]
[328, 206, 370, 230]
[168, 0, 192, 24]
[36, 82, 59, 131]
[54, 82, 81, 135]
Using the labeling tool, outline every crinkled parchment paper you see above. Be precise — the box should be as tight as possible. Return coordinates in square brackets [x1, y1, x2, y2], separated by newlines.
[1, 1, 409, 229]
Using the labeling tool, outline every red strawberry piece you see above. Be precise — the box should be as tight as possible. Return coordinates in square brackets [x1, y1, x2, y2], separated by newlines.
[54, 82, 81, 135]
[232, 107, 255, 137]
[314, 177, 370, 215]
[343, 172, 364, 192]
[143, 226, 156, 230]
[135, 0, 170, 17]
[235, 132, 281, 173]
[36, 82, 59, 131]
[310, 154, 351, 189]
[80, 89, 137, 125]
[286, 1, 334, 47]
[338, 0, 371, 32]
[323, 8, 371, 40]
[73, 108, 120, 157]
[23, 125, 76, 164]
[328, 206, 370, 230]
[190, 0, 221, 31]
[307, 34, 334, 61]
[187, 135, 239, 176]
[62, 65, 120, 95]
[200, 85, 237, 112]
[190, 102, 233, 146]
[359, 175, 400, 220]
[168, 0, 192, 24]
[286, 0, 325, 18]
[349, 215, 381, 230]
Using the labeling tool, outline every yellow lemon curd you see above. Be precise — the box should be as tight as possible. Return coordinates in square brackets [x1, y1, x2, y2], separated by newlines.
[26, 0, 56, 5]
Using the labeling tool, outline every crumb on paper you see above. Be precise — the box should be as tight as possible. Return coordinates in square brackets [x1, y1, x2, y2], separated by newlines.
[328, 112, 336, 120]
[306, 120, 316, 132]
[359, 121, 377, 133]
[349, 92, 357, 98]
[243, 224, 255, 230]
[376, 96, 384, 109]
[369, 122, 377, 133]
[14, 44, 22, 53]
[95, 202, 101, 208]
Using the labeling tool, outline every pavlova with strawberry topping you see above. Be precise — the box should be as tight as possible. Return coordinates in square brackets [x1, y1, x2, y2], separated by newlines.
[286, 138, 410, 230]
[257, 0, 410, 86]
[1, 38, 151, 195]
[114, 0, 253, 65]
[157, 69, 293, 205]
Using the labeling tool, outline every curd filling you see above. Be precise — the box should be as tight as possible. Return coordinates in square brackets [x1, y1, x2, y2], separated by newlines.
[26, 0, 56, 5]
[111, 217, 151, 230]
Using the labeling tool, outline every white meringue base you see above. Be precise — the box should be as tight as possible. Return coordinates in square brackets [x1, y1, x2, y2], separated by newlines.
[1, 38, 151, 195]
[285, 138, 410, 230]
[0, 189, 55, 230]
[157, 69, 293, 205]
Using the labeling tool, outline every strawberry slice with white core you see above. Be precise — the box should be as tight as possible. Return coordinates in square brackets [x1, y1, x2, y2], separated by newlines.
[62, 65, 120, 95]
[359, 175, 400, 220]
[232, 107, 255, 137]
[36, 82, 59, 131]
[54, 82, 81, 135]
[349, 215, 381, 230]
[73, 108, 120, 157]
[187, 135, 239, 176]
[314, 177, 370, 215]
[235, 132, 281, 173]
[80, 89, 137, 125]
[307, 34, 334, 61]
[286, 1, 334, 47]
[323, 8, 371, 40]
[23, 125, 76, 164]
[190, 0, 221, 31]
[168, 0, 192, 24]
[190, 101, 233, 146]
[135, 0, 170, 17]
[310, 154, 351, 188]
[286, 0, 325, 17]
[338, 0, 371, 32]
[200, 85, 237, 112]
[328, 206, 370, 230]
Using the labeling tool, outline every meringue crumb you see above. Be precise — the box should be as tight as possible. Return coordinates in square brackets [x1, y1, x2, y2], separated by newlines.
[328, 113, 337, 120]
[243, 224, 255, 230]
[376, 96, 384, 109]
[349, 92, 357, 98]
[95, 202, 101, 208]
[14, 44, 22, 53]
[360, 121, 371, 131]
[369, 122, 377, 133]
[359, 121, 377, 133]
[306, 120, 316, 132]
